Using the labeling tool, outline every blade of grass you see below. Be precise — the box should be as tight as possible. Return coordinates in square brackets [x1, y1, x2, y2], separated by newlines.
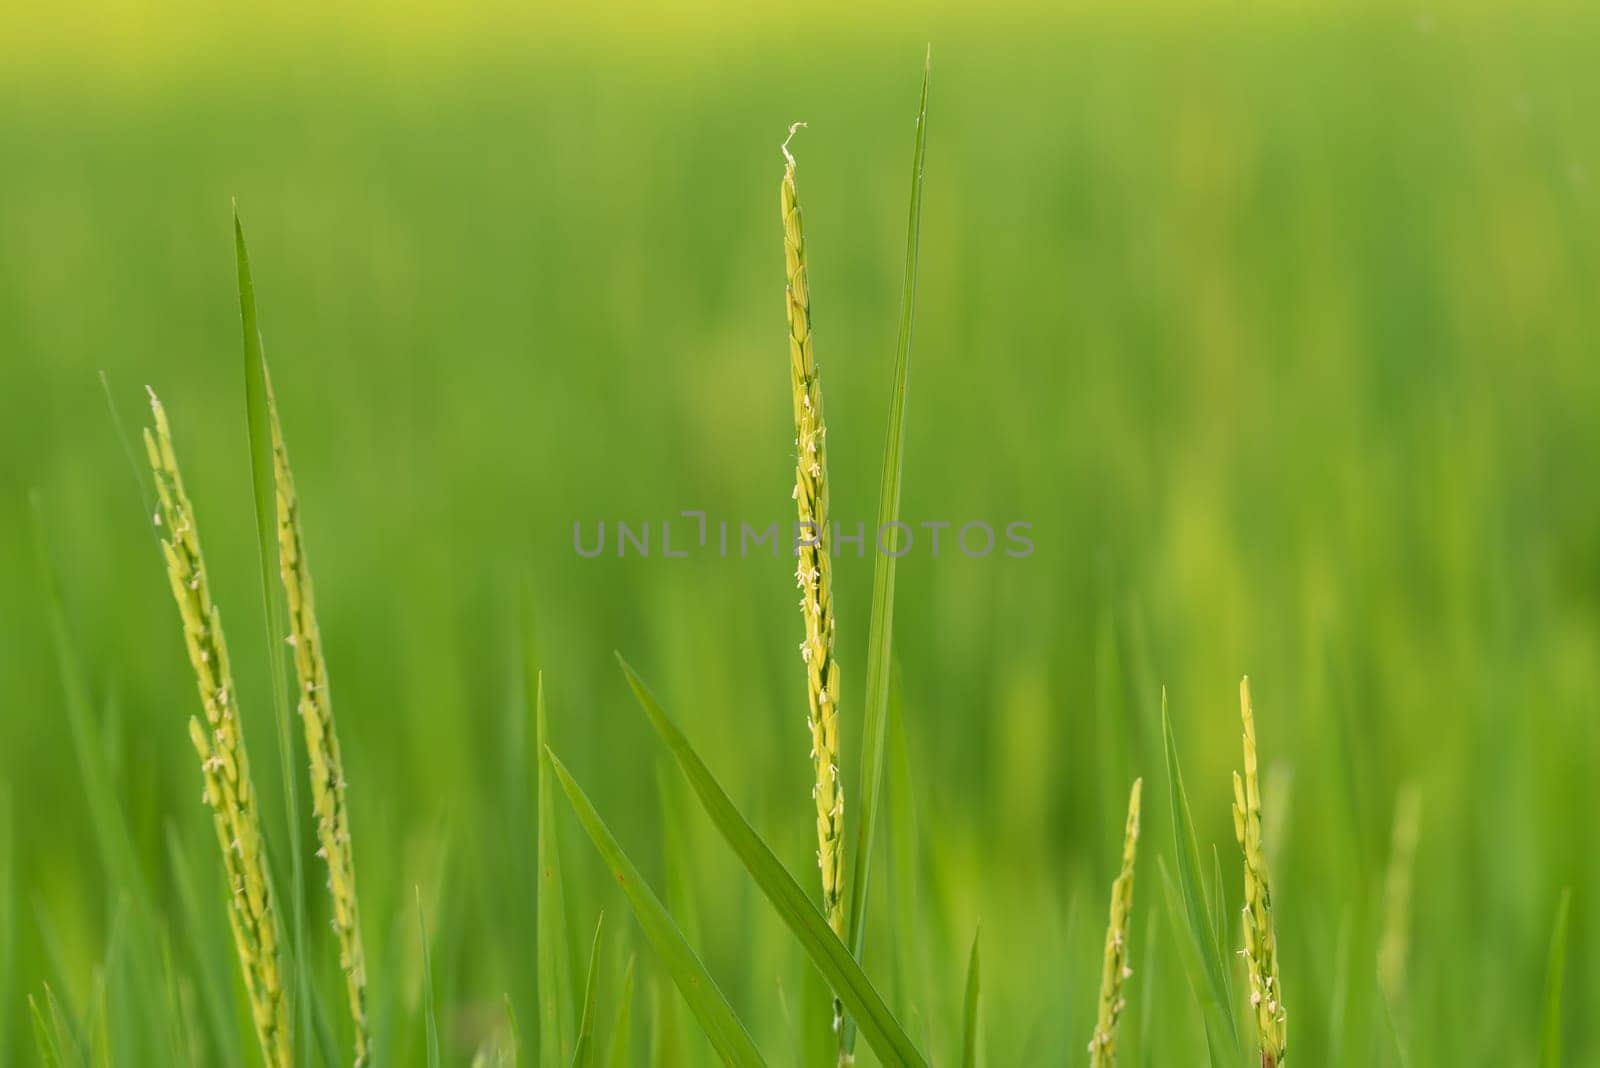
[845, 43, 932, 977]
[572, 915, 604, 1068]
[617, 657, 928, 1068]
[32, 905, 86, 1049]
[505, 995, 522, 1067]
[1538, 888, 1571, 1068]
[605, 957, 636, 1068]
[233, 207, 311, 1064]
[1208, 845, 1228, 979]
[1159, 692, 1240, 1061]
[1156, 864, 1233, 1068]
[960, 926, 980, 1068]
[416, 887, 440, 1068]
[547, 751, 766, 1067]
[534, 669, 576, 1064]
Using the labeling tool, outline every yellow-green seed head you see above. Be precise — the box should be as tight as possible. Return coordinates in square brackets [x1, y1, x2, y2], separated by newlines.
[265, 369, 370, 1065]
[146, 388, 291, 1068]
[1234, 676, 1286, 1066]
[782, 124, 845, 942]
[1089, 778, 1141, 1066]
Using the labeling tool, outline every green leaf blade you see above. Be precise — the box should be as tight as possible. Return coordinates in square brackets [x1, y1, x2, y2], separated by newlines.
[1538, 888, 1572, 1068]
[847, 47, 932, 973]
[232, 209, 312, 1063]
[1159, 696, 1240, 1060]
[572, 915, 604, 1068]
[546, 750, 766, 1068]
[605, 957, 637, 1068]
[416, 888, 441, 1068]
[617, 657, 928, 1068]
[535, 670, 577, 1064]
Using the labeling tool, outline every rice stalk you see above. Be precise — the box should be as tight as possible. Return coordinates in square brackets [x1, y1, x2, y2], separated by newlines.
[265, 369, 370, 1064]
[781, 125, 845, 947]
[1232, 677, 1286, 1067]
[1089, 779, 1141, 1066]
[143, 389, 290, 1068]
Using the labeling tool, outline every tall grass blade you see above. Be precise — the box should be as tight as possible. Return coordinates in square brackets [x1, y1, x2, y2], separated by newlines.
[605, 957, 636, 1068]
[842, 50, 931, 1063]
[1159, 693, 1239, 1061]
[547, 750, 766, 1067]
[534, 669, 576, 1063]
[960, 926, 980, 1068]
[1156, 865, 1232, 1068]
[1538, 888, 1571, 1068]
[846, 42, 931, 961]
[416, 888, 440, 1068]
[617, 657, 928, 1068]
[572, 915, 604, 1068]
[233, 208, 311, 1065]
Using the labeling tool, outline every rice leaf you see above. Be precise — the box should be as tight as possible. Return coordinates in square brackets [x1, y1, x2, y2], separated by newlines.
[617, 656, 928, 1068]
[534, 669, 576, 1064]
[547, 750, 766, 1068]
[572, 914, 604, 1068]
[232, 208, 311, 1063]
[960, 926, 980, 1068]
[605, 956, 636, 1068]
[1538, 888, 1572, 1068]
[1159, 692, 1240, 1060]
[1156, 864, 1233, 1068]
[416, 887, 440, 1068]
[846, 42, 932, 966]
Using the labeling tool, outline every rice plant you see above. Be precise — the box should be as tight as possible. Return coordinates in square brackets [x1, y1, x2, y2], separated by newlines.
[1089, 778, 1141, 1065]
[143, 389, 291, 1068]
[265, 363, 370, 1064]
[781, 120, 846, 947]
[1232, 677, 1286, 1067]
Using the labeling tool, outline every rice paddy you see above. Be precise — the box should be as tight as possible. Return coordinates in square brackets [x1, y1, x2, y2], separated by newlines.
[2, 6, 1597, 1065]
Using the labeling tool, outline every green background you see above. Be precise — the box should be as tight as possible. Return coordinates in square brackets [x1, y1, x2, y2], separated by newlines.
[1, 4, 1596, 1064]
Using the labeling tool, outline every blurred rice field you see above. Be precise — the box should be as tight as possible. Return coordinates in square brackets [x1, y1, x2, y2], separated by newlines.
[1, 4, 1597, 1064]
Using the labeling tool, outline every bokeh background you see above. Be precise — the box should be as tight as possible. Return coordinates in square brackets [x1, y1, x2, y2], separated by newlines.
[2, 3, 1597, 1064]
